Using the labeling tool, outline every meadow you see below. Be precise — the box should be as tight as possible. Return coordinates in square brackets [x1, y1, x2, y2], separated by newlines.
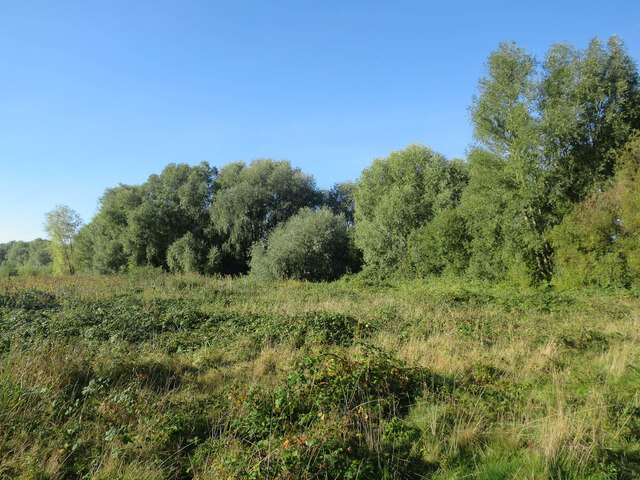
[0, 272, 639, 479]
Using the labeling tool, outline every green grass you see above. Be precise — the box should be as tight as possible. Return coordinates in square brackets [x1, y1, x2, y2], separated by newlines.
[0, 274, 639, 479]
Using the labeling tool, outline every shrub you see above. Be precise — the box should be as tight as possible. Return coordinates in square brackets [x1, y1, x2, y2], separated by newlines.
[250, 207, 354, 282]
[550, 135, 640, 288]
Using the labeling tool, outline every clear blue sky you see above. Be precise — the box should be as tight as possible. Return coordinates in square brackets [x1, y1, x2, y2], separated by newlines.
[1, 0, 639, 242]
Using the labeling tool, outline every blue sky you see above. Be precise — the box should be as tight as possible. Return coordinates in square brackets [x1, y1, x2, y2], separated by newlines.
[1, 0, 639, 242]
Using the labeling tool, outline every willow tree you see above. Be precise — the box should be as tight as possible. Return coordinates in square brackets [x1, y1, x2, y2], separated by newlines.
[44, 205, 82, 275]
[463, 36, 640, 283]
[353, 144, 468, 274]
[76, 162, 217, 274]
[250, 207, 353, 282]
[209, 159, 320, 273]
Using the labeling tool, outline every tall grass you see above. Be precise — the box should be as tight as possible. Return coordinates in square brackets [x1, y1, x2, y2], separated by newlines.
[0, 273, 638, 478]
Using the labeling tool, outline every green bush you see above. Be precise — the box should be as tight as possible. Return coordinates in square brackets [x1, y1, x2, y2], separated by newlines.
[250, 207, 355, 282]
[550, 135, 640, 288]
[550, 190, 624, 287]
[166, 232, 202, 273]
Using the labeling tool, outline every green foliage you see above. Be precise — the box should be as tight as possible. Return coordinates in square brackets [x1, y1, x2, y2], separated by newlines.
[0, 239, 52, 276]
[464, 36, 640, 284]
[77, 162, 217, 274]
[459, 148, 535, 282]
[1, 275, 640, 478]
[540, 37, 640, 205]
[210, 159, 320, 273]
[217, 349, 427, 479]
[551, 135, 640, 287]
[550, 188, 623, 288]
[322, 181, 356, 225]
[407, 207, 471, 277]
[250, 207, 355, 282]
[75, 185, 140, 274]
[286, 348, 423, 417]
[0, 263, 19, 278]
[616, 135, 640, 279]
[465, 41, 555, 283]
[353, 143, 468, 275]
[44, 205, 82, 275]
[166, 232, 203, 274]
[1, 36, 634, 291]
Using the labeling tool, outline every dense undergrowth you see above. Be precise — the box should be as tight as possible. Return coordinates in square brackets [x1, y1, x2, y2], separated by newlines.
[0, 273, 639, 479]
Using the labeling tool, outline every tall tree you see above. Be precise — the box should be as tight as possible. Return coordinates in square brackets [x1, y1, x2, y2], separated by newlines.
[77, 162, 217, 273]
[539, 36, 640, 208]
[44, 205, 82, 275]
[463, 37, 640, 282]
[353, 144, 468, 274]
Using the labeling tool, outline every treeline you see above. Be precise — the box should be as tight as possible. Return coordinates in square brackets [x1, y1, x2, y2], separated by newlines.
[72, 160, 359, 280]
[50, 36, 640, 287]
[0, 239, 52, 276]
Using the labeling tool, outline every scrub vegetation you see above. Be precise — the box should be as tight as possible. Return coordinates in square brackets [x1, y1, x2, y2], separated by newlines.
[1, 274, 639, 479]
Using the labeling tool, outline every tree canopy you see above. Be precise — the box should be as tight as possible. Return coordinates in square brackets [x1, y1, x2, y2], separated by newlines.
[209, 159, 320, 273]
[76, 162, 217, 274]
[462, 36, 640, 283]
[353, 144, 468, 274]
[22, 35, 640, 288]
[44, 205, 82, 275]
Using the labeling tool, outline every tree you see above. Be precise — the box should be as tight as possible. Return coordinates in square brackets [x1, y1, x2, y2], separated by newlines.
[76, 162, 217, 273]
[26, 238, 52, 270]
[463, 37, 640, 283]
[124, 162, 217, 268]
[44, 205, 82, 275]
[322, 181, 356, 226]
[539, 36, 640, 208]
[353, 144, 468, 274]
[465, 40, 553, 282]
[209, 159, 320, 273]
[0, 239, 52, 276]
[250, 207, 353, 282]
[5, 241, 30, 267]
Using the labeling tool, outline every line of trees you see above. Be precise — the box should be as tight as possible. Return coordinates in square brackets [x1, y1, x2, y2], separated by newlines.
[0, 239, 52, 276]
[40, 36, 640, 287]
[70, 160, 360, 279]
